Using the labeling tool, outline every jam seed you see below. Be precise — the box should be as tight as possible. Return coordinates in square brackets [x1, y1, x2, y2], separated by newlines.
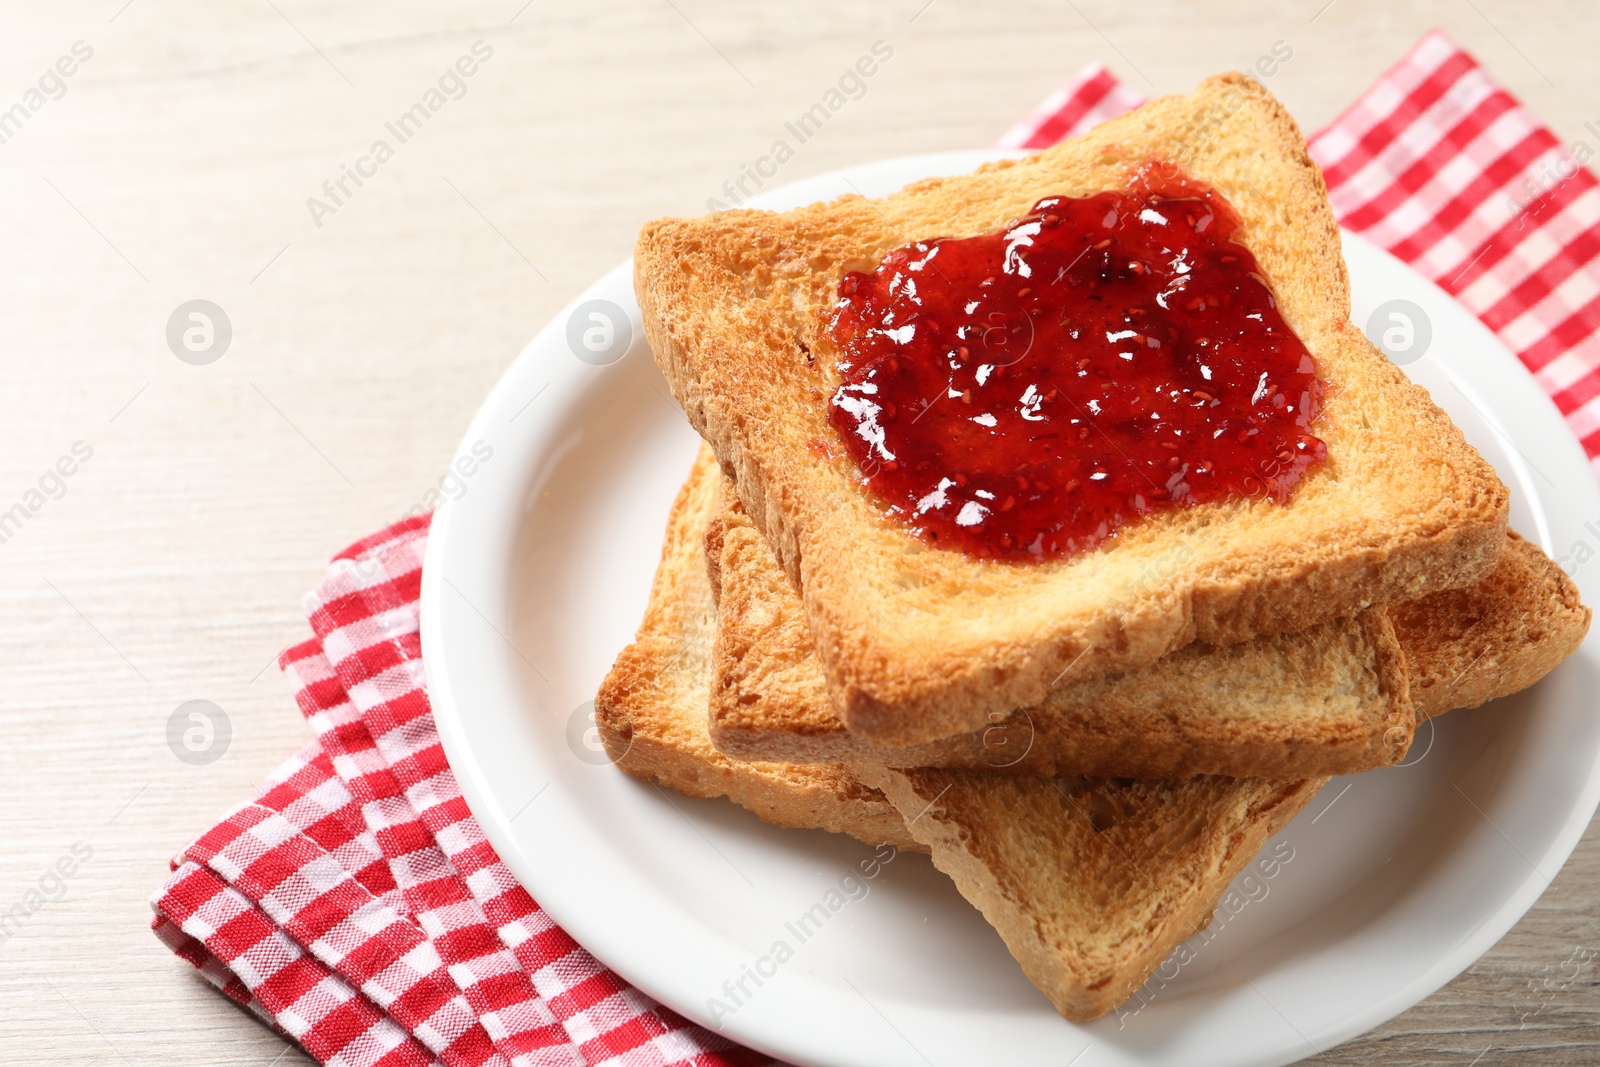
[1001, 496, 1015, 512]
[1192, 390, 1213, 403]
[1094, 239, 1111, 250]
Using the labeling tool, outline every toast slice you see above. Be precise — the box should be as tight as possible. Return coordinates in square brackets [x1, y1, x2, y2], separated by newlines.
[848, 762, 1322, 1021]
[710, 479, 1417, 778]
[594, 445, 919, 852]
[1390, 534, 1590, 714]
[636, 73, 1509, 746]
[710, 475, 1584, 775]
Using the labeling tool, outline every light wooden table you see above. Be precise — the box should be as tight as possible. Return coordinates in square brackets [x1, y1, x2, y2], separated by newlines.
[2, 2, 1595, 1064]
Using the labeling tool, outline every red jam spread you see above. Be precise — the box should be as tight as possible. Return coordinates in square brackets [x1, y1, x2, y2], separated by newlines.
[825, 168, 1326, 562]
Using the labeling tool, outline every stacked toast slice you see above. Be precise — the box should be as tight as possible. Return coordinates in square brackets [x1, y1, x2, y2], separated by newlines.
[598, 73, 1590, 1021]
[597, 448, 1586, 1020]
[595, 453, 921, 853]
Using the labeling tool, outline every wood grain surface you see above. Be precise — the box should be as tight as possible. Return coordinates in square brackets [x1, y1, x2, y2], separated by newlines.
[1, 2, 1595, 1064]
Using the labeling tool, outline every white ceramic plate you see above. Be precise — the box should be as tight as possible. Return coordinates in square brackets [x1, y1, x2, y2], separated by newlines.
[421, 151, 1600, 1067]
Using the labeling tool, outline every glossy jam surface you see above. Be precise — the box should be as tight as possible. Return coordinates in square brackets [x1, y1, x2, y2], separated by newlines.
[825, 171, 1326, 561]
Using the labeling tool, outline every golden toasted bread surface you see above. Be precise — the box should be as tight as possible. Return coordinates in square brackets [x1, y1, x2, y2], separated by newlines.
[851, 763, 1323, 1021]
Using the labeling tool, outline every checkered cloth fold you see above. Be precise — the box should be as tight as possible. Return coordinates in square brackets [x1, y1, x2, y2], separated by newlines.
[153, 30, 1600, 1066]
[153, 516, 768, 1067]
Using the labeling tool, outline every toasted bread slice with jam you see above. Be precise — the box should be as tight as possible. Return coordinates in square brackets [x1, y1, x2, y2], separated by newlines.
[636, 73, 1509, 746]
[593, 446, 918, 852]
[709, 477, 1585, 775]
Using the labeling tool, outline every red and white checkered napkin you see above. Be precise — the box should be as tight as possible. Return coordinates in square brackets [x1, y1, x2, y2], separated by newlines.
[151, 516, 770, 1067]
[151, 30, 1600, 1067]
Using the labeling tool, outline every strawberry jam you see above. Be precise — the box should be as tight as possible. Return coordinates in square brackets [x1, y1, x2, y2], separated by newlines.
[825, 168, 1326, 562]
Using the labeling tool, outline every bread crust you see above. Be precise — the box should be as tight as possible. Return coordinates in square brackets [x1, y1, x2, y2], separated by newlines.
[1393, 531, 1590, 716]
[636, 73, 1510, 746]
[594, 445, 920, 851]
